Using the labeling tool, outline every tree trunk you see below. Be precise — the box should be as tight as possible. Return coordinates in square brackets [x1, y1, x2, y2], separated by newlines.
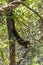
[7, 0, 16, 65]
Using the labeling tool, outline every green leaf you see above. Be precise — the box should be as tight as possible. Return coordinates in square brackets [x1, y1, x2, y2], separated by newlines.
[0, 49, 4, 61]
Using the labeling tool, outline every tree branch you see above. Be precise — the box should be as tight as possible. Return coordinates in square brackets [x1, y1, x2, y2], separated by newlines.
[0, 1, 43, 21]
[17, 49, 30, 65]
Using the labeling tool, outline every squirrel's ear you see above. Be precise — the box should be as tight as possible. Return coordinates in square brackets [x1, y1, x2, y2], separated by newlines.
[24, 41, 30, 48]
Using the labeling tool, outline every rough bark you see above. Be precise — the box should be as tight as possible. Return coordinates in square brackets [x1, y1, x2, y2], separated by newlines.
[7, 0, 16, 65]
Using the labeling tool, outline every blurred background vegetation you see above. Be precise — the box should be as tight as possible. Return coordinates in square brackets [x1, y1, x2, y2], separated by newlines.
[0, 0, 43, 65]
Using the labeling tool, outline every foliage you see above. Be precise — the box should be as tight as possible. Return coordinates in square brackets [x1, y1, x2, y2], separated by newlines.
[0, 0, 43, 65]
